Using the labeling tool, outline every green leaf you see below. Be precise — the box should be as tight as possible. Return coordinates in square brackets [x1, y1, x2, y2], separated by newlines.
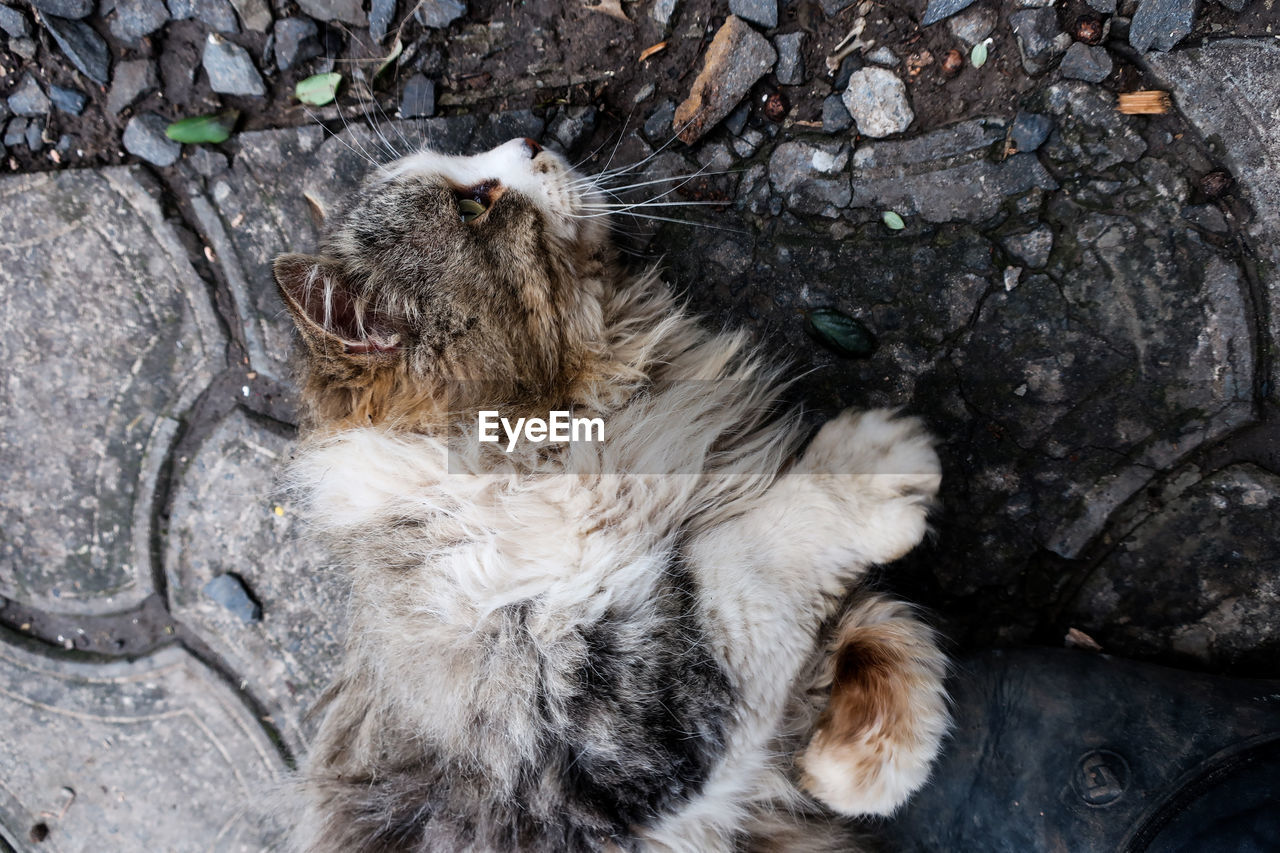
[805, 308, 878, 358]
[882, 210, 905, 230]
[296, 73, 343, 106]
[165, 110, 239, 144]
[373, 38, 403, 82]
[971, 38, 991, 69]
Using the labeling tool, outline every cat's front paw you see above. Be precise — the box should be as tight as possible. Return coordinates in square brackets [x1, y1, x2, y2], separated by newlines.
[799, 409, 941, 565]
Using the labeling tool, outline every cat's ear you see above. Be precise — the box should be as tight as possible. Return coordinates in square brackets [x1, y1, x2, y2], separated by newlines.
[273, 253, 402, 356]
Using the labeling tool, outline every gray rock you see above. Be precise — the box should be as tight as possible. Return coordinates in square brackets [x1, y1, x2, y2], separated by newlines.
[1042, 81, 1147, 169]
[730, 0, 776, 28]
[24, 116, 42, 149]
[1010, 8, 1069, 74]
[674, 15, 776, 144]
[109, 0, 169, 42]
[1059, 42, 1113, 81]
[7, 73, 50, 116]
[272, 16, 320, 71]
[1068, 465, 1280, 670]
[774, 31, 804, 84]
[1002, 225, 1054, 267]
[643, 100, 676, 143]
[1146, 40, 1280, 402]
[123, 112, 181, 165]
[0, 167, 221, 614]
[1010, 110, 1053, 152]
[0, 3, 31, 37]
[167, 409, 343, 752]
[370, 0, 395, 41]
[202, 33, 266, 96]
[724, 101, 750, 136]
[947, 5, 997, 45]
[1130, 0, 1195, 52]
[834, 53, 862, 89]
[415, 0, 465, 27]
[651, 0, 677, 26]
[842, 66, 914, 138]
[769, 139, 851, 215]
[1214, 0, 1247, 9]
[822, 93, 853, 132]
[28, 0, 91, 18]
[299, 0, 366, 24]
[203, 573, 262, 622]
[228, 0, 270, 30]
[1086, 0, 1117, 10]
[48, 83, 86, 114]
[400, 73, 436, 118]
[2, 117, 24, 147]
[866, 45, 897, 65]
[166, 0, 239, 32]
[43, 14, 111, 83]
[1181, 204, 1229, 234]
[0, 640, 284, 847]
[473, 108, 544, 149]
[922, 0, 978, 26]
[10, 35, 35, 58]
[848, 119, 1058, 221]
[107, 58, 158, 114]
[547, 105, 596, 152]
[186, 145, 229, 176]
[732, 127, 764, 157]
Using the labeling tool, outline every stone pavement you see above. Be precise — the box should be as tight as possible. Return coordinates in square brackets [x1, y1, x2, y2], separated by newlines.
[2, 32, 1280, 853]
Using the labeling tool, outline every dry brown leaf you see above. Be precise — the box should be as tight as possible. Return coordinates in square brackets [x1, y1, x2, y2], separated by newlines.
[1065, 627, 1103, 652]
[639, 41, 667, 62]
[585, 0, 631, 23]
[1118, 90, 1171, 114]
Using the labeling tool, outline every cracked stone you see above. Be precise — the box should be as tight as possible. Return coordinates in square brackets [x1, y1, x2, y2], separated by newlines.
[107, 58, 158, 115]
[166, 408, 342, 752]
[1001, 225, 1054, 268]
[0, 639, 284, 847]
[203, 33, 266, 96]
[1130, 0, 1195, 52]
[123, 112, 181, 165]
[922, 0, 978, 26]
[674, 15, 776, 144]
[947, 6, 997, 45]
[42, 14, 110, 83]
[415, 0, 464, 27]
[1010, 8, 1070, 74]
[272, 16, 321, 70]
[28, 0, 91, 18]
[848, 119, 1056, 221]
[1069, 465, 1280, 672]
[769, 139, 851, 215]
[1041, 81, 1147, 170]
[730, 0, 776, 27]
[400, 73, 436, 119]
[7, 73, 50, 117]
[0, 167, 222, 614]
[1059, 42, 1113, 81]
[774, 31, 804, 84]
[109, 0, 169, 42]
[167, 0, 239, 32]
[842, 66, 914, 138]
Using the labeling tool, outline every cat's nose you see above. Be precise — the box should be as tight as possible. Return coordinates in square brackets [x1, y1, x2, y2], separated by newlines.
[520, 138, 542, 158]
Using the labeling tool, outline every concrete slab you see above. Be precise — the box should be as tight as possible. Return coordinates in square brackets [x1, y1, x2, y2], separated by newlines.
[0, 168, 223, 616]
[164, 408, 343, 754]
[0, 635, 284, 851]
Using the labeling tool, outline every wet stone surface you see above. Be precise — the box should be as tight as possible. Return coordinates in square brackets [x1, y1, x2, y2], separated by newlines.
[0, 167, 222, 616]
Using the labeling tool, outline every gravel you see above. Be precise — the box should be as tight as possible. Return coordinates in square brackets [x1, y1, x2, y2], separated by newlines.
[167, 0, 239, 33]
[1011, 110, 1053, 152]
[42, 14, 111, 84]
[272, 17, 321, 71]
[48, 84, 87, 115]
[399, 73, 436, 118]
[7, 74, 50, 117]
[841, 66, 914, 138]
[227, 0, 270, 31]
[1059, 42, 1113, 81]
[822, 93, 853, 133]
[947, 6, 997, 45]
[1002, 225, 1054, 268]
[0, 4, 31, 37]
[1129, 0, 1195, 52]
[107, 58, 158, 114]
[729, 0, 777, 28]
[122, 113, 181, 166]
[369, 0, 394, 41]
[643, 100, 676, 143]
[415, 0, 465, 27]
[1009, 8, 1070, 74]
[28, 0, 92, 19]
[921, 0, 978, 26]
[202, 33, 266, 96]
[109, 0, 169, 42]
[774, 32, 805, 84]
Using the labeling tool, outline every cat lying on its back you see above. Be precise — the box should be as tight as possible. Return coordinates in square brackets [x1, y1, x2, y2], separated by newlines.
[273, 137, 949, 852]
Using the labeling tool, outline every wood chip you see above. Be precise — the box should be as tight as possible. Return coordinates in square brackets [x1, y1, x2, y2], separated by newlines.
[1065, 627, 1103, 652]
[1118, 90, 1171, 114]
[585, 0, 631, 23]
[639, 41, 667, 62]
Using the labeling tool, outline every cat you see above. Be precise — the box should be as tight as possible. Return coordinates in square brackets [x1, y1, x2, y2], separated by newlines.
[273, 136, 949, 852]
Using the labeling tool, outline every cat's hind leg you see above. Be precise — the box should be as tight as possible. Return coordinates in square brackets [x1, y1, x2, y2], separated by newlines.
[797, 594, 950, 817]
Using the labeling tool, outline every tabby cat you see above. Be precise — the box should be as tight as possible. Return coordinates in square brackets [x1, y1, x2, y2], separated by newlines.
[273, 137, 949, 852]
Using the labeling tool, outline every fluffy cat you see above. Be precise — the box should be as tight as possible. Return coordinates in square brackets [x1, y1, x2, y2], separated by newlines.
[273, 137, 949, 852]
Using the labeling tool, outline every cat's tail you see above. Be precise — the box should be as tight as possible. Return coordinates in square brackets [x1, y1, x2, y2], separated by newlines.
[796, 594, 951, 817]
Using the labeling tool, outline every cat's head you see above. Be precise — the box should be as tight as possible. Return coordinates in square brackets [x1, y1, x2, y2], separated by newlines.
[274, 138, 616, 428]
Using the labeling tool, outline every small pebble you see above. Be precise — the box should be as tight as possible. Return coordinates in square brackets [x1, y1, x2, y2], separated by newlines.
[400, 74, 436, 119]
[49, 84, 87, 116]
